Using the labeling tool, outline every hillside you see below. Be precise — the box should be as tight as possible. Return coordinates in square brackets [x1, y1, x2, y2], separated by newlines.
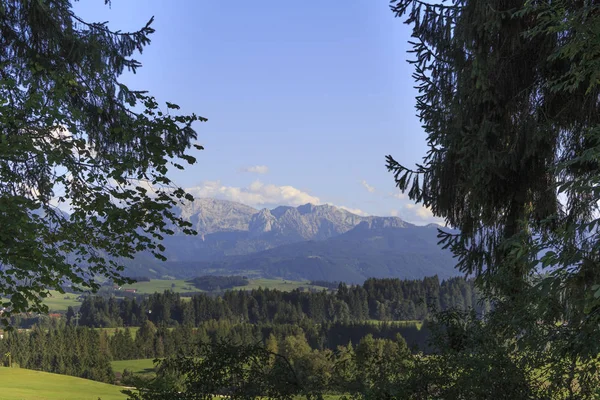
[0, 367, 125, 400]
[155, 201, 373, 263]
[121, 198, 458, 283]
[156, 220, 457, 283]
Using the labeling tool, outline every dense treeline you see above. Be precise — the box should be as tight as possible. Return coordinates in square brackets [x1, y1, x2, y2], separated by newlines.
[0, 322, 113, 383]
[309, 280, 340, 289]
[0, 276, 482, 385]
[107, 319, 426, 361]
[186, 275, 249, 291]
[0, 318, 422, 384]
[125, 334, 413, 399]
[77, 276, 487, 328]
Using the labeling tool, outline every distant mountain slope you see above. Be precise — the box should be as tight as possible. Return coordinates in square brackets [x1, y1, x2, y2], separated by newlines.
[175, 198, 258, 234]
[157, 219, 458, 283]
[123, 198, 458, 283]
[159, 200, 375, 261]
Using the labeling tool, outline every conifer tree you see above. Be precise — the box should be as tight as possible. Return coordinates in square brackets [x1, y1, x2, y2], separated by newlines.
[388, 0, 600, 395]
[387, 0, 599, 299]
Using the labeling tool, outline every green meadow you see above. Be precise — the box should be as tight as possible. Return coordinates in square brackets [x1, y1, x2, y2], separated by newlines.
[120, 278, 329, 295]
[111, 358, 157, 376]
[0, 367, 126, 400]
[365, 319, 423, 330]
[240, 278, 328, 291]
[42, 290, 82, 311]
[119, 279, 197, 294]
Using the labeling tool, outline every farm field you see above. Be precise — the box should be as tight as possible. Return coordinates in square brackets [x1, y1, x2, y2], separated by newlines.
[120, 279, 198, 294]
[239, 278, 328, 291]
[120, 278, 329, 295]
[111, 358, 157, 376]
[0, 367, 126, 400]
[43, 290, 82, 311]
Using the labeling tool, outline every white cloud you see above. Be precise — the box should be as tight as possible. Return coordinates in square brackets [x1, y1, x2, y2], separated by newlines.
[185, 181, 374, 215]
[390, 209, 399, 217]
[403, 203, 444, 224]
[186, 180, 320, 207]
[241, 165, 269, 174]
[360, 180, 376, 193]
[337, 205, 369, 217]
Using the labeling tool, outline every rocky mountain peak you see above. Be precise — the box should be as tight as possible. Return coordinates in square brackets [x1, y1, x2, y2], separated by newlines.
[248, 208, 277, 234]
[174, 198, 410, 241]
[177, 198, 258, 234]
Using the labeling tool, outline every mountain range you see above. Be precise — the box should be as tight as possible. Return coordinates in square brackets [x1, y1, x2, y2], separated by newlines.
[124, 198, 459, 283]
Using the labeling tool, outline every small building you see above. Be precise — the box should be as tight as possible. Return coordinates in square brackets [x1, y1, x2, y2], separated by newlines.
[124, 288, 137, 293]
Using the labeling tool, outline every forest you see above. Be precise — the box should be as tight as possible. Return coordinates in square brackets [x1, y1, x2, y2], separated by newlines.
[73, 276, 484, 328]
[0, 276, 481, 398]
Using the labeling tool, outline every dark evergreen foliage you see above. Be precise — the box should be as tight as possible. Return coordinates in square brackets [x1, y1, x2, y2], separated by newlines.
[186, 275, 249, 291]
[385, 1, 600, 398]
[72, 276, 485, 328]
[0, 320, 113, 383]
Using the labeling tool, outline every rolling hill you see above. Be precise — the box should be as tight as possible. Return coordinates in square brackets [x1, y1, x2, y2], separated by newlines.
[0, 367, 126, 400]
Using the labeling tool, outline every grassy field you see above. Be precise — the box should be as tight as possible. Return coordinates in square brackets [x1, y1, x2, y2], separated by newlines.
[239, 278, 328, 291]
[120, 278, 329, 295]
[4, 290, 81, 312]
[0, 367, 126, 400]
[0, 366, 343, 400]
[111, 359, 157, 376]
[43, 290, 82, 312]
[120, 279, 198, 294]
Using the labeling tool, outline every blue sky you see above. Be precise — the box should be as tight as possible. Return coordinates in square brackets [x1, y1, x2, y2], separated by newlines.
[75, 0, 439, 224]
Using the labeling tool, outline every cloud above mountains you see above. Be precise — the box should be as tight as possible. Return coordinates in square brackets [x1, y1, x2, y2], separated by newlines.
[185, 180, 369, 217]
[186, 180, 320, 208]
[181, 179, 442, 224]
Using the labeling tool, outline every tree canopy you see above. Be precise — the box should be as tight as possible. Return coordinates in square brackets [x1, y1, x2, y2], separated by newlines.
[0, 0, 205, 322]
[387, 0, 600, 396]
[387, 0, 599, 319]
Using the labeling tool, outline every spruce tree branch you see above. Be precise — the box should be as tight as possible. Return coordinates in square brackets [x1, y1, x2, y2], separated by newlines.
[68, 13, 155, 38]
